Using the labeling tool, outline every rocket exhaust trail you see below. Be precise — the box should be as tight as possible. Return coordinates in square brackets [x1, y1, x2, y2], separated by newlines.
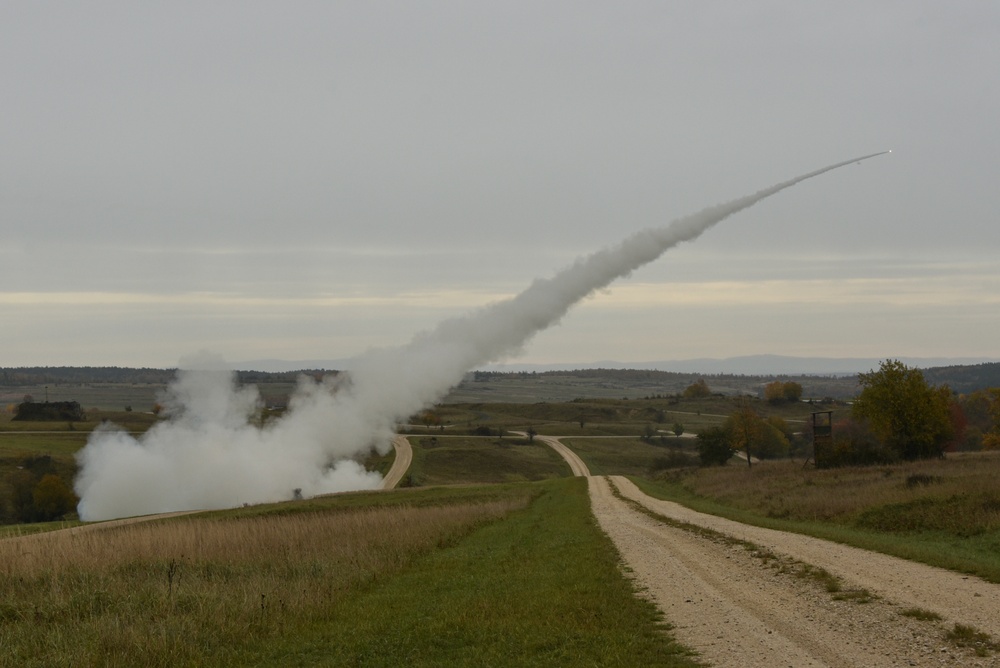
[363, 151, 892, 384]
[74, 151, 888, 521]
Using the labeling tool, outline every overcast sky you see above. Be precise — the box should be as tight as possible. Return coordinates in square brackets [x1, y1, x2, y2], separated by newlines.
[2, 2, 998, 369]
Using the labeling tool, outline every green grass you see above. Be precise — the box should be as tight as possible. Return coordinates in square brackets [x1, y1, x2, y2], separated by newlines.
[1, 384, 165, 412]
[0, 479, 700, 667]
[406, 436, 571, 486]
[562, 437, 693, 477]
[208, 482, 543, 519]
[630, 469, 1000, 584]
[419, 395, 820, 439]
[0, 519, 81, 538]
[239, 478, 700, 667]
[0, 432, 90, 459]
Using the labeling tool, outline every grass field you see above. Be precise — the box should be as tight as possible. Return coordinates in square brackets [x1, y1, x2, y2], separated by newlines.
[4, 379, 1000, 663]
[561, 437, 694, 477]
[632, 452, 1000, 583]
[403, 435, 571, 487]
[419, 394, 826, 441]
[1, 384, 165, 413]
[0, 480, 699, 667]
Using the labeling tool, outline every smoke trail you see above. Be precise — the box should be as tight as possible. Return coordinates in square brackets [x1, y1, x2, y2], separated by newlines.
[75, 152, 887, 520]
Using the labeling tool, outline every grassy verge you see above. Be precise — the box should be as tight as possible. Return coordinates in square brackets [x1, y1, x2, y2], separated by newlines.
[630, 459, 1000, 583]
[245, 477, 700, 667]
[0, 479, 699, 666]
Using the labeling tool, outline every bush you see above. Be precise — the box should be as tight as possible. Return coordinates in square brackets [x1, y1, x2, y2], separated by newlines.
[5, 456, 77, 522]
[697, 427, 733, 466]
[32, 474, 78, 521]
[817, 418, 897, 468]
[650, 450, 698, 471]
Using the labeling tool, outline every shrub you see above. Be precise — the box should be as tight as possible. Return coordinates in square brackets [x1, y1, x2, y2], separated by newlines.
[32, 474, 78, 521]
[650, 450, 698, 472]
[817, 418, 897, 468]
[697, 427, 733, 466]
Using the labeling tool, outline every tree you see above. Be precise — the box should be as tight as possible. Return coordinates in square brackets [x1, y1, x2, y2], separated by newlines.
[824, 418, 893, 467]
[782, 381, 803, 403]
[764, 381, 803, 404]
[8, 469, 37, 522]
[852, 359, 953, 460]
[718, 405, 792, 464]
[32, 474, 78, 521]
[982, 389, 1000, 450]
[764, 381, 786, 404]
[419, 410, 441, 430]
[726, 401, 762, 468]
[672, 422, 685, 438]
[697, 427, 733, 466]
[640, 424, 656, 443]
[683, 379, 711, 399]
[759, 416, 792, 459]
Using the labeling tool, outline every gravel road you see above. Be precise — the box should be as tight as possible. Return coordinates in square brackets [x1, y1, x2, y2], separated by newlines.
[380, 435, 412, 489]
[542, 435, 1000, 667]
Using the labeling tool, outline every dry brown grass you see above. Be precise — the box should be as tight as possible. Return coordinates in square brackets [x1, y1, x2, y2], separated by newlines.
[0, 496, 529, 666]
[4, 501, 524, 576]
[676, 451, 1000, 527]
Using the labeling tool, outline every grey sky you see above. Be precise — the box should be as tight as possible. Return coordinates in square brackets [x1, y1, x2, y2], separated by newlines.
[2, 2, 998, 368]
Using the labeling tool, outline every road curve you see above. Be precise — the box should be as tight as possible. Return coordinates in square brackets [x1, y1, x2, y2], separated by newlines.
[379, 435, 413, 490]
[534, 434, 591, 477]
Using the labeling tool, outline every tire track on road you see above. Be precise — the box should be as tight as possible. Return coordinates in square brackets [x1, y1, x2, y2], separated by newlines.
[539, 434, 999, 667]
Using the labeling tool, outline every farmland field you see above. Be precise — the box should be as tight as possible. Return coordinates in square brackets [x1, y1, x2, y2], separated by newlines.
[3, 372, 1000, 663]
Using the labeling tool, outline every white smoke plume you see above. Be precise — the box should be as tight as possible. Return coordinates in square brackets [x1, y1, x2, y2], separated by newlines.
[75, 153, 887, 520]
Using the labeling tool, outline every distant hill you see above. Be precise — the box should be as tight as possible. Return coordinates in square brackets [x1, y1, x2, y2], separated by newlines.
[2, 359, 997, 398]
[479, 355, 1000, 377]
[0, 367, 176, 386]
[922, 363, 1000, 394]
[234, 354, 1000, 377]
[0, 367, 332, 387]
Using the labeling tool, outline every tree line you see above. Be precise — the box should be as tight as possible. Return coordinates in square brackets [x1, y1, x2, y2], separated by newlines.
[693, 360, 1000, 468]
[0, 367, 338, 386]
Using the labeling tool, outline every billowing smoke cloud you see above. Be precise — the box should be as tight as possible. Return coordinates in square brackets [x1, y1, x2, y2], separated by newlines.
[75, 153, 887, 520]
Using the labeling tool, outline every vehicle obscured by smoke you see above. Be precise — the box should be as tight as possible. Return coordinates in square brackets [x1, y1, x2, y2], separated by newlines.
[75, 153, 887, 520]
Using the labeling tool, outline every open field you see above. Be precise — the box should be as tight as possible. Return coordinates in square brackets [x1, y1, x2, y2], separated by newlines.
[418, 394, 825, 438]
[442, 369, 861, 403]
[402, 435, 571, 487]
[4, 375, 1000, 662]
[0, 384, 165, 413]
[0, 480, 698, 667]
[560, 437, 696, 477]
[633, 452, 1000, 583]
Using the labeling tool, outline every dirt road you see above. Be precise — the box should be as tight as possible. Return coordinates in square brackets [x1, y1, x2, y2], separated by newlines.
[380, 435, 413, 490]
[543, 435, 1000, 667]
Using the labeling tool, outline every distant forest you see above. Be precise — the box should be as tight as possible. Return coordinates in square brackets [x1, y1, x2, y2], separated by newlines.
[922, 363, 1000, 394]
[474, 363, 1000, 394]
[0, 367, 333, 387]
[2, 363, 996, 394]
